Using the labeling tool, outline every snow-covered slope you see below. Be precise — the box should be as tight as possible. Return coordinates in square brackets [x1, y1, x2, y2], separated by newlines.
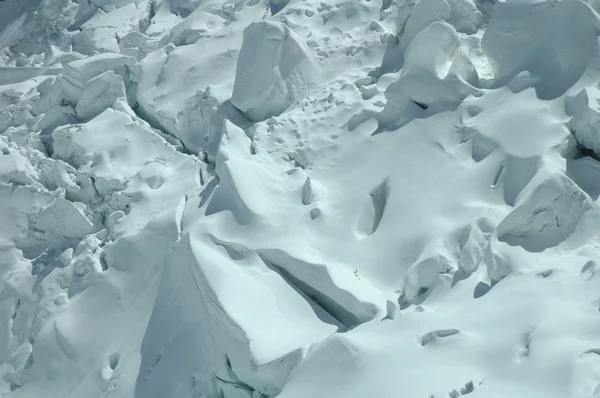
[2, 0, 600, 396]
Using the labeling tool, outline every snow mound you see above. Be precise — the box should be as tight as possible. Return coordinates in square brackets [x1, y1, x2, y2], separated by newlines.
[231, 21, 319, 122]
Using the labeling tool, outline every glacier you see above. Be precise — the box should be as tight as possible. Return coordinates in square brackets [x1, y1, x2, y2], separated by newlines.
[1, 0, 600, 396]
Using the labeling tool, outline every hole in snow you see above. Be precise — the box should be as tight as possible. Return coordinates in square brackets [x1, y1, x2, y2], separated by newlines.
[109, 353, 119, 370]
[310, 208, 321, 220]
[538, 269, 552, 278]
[100, 252, 108, 271]
[269, 0, 291, 15]
[419, 328, 460, 346]
[413, 100, 429, 110]
[466, 106, 481, 117]
[356, 179, 389, 237]
[473, 281, 492, 299]
[461, 381, 475, 395]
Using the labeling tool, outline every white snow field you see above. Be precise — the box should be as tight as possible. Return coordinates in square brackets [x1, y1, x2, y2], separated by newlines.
[2, 0, 600, 396]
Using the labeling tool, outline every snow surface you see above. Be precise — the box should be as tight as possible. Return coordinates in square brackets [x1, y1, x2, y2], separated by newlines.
[1, 0, 600, 396]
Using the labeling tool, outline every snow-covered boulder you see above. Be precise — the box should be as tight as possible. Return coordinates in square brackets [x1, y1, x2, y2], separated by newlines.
[230, 21, 319, 122]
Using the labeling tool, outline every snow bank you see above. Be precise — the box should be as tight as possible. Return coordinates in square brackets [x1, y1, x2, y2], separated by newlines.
[230, 21, 319, 122]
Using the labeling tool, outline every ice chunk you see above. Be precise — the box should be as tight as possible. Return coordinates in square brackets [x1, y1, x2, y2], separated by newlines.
[482, 0, 600, 99]
[383, 0, 482, 74]
[136, 233, 337, 398]
[379, 22, 478, 129]
[72, 27, 120, 56]
[44, 45, 85, 66]
[38, 105, 77, 135]
[63, 53, 135, 89]
[136, 14, 247, 154]
[231, 21, 319, 122]
[497, 175, 593, 252]
[0, 152, 38, 185]
[52, 108, 179, 180]
[401, 0, 452, 45]
[33, 198, 94, 240]
[567, 87, 600, 155]
[75, 70, 126, 120]
[58, 53, 135, 108]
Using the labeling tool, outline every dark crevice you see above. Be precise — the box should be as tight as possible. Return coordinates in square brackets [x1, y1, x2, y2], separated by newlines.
[413, 100, 429, 110]
[130, 104, 193, 156]
[575, 142, 600, 161]
[569, 128, 600, 162]
[258, 255, 354, 330]
[215, 355, 270, 397]
[214, 375, 256, 393]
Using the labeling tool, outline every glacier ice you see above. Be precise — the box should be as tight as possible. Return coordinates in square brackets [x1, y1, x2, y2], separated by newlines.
[230, 21, 319, 122]
[2, 0, 600, 397]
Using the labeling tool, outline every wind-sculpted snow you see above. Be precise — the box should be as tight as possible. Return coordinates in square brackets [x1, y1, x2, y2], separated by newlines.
[2, 0, 600, 397]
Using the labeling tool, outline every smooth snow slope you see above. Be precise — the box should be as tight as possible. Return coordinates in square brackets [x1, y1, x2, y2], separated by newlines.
[1, 0, 600, 397]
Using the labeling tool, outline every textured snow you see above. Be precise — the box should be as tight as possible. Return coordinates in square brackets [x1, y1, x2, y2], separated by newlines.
[2, 0, 600, 397]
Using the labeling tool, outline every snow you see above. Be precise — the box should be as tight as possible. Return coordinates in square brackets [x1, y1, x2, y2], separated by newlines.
[2, 0, 600, 397]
